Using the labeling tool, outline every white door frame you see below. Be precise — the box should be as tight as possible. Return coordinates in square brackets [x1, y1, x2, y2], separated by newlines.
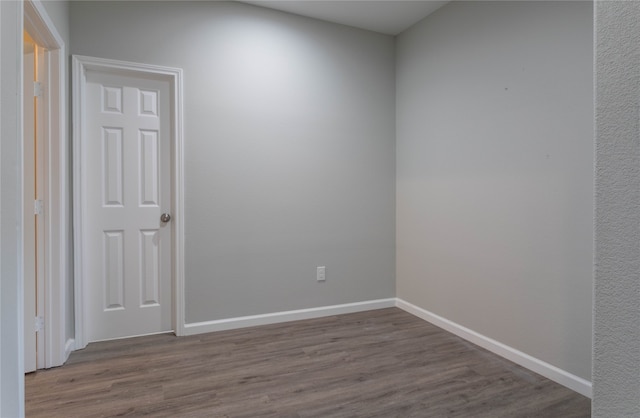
[72, 55, 185, 350]
[23, 0, 69, 368]
[23, 31, 41, 373]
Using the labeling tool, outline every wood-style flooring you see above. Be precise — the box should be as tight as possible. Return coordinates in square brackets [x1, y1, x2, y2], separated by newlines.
[25, 308, 591, 417]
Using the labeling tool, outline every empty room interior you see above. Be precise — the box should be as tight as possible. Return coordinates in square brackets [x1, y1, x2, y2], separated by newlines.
[1, 0, 639, 416]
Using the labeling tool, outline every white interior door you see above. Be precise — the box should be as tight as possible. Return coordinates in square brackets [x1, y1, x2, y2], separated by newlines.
[84, 70, 172, 342]
[23, 31, 46, 372]
[23, 32, 37, 373]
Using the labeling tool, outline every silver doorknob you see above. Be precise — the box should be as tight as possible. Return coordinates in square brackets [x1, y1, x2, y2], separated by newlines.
[160, 213, 172, 223]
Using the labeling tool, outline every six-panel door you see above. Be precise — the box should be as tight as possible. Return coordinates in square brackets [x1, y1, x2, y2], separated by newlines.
[84, 70, 172, 342]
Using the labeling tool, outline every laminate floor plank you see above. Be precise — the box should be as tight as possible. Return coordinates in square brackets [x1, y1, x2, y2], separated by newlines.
[25, 308, 590, 417]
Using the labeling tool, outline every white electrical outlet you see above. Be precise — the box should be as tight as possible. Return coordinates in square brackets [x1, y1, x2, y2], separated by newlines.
[317, 266, 326, 282]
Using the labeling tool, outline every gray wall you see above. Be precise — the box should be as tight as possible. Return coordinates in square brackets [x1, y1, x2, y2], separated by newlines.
[70, 1, 396, 323]
[396, 1, 593, 380]
[594, 1, 640, 415]
[42, 0, 69, 42]
[1, 1, 25, 415]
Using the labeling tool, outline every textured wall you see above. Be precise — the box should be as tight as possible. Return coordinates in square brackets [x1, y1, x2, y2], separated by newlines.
[70, 1, 396, 323]
[396, 1, 594, 380]
[593, 1, 640, 415]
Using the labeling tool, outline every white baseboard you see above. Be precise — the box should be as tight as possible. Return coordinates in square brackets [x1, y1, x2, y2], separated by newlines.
[64, 338, 75, 362]
[395, 298, 592, 398]
[183, 298, 396, 336]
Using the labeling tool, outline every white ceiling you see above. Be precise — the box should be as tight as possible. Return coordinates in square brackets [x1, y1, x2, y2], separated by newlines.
[238, 1, 449, 35]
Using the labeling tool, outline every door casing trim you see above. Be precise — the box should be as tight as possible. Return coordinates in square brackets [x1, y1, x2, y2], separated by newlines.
[24, 0, 68, 368]
[72, 55, 185, 349]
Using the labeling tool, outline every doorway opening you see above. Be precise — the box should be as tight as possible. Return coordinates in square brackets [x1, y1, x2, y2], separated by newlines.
[23, 0, 69, 370]
[72, 55, 185, 349]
